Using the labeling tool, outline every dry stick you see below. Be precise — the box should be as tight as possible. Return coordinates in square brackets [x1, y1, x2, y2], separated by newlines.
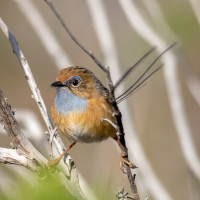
[0, 147, 36, 169]
[13, 1, 95, 197]
[43, 0, 107, 73]
[44, 1, 139, 198]
[0, 90, 47, 170]
[0, 17, 82, 193]
[14, 1, 95, 196]
[0, 17, 53, 158]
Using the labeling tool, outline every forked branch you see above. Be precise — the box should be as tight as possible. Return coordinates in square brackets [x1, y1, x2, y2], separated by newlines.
[0, 90, 46, 171]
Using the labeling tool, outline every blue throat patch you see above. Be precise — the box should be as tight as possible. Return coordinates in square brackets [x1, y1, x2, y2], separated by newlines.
[55, 87, 88, 115]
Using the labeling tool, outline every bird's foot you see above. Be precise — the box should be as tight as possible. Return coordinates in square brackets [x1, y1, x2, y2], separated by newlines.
[120, 154, 137, 173]
[46, 157, 61, 168]
[46, 142, 76, 168]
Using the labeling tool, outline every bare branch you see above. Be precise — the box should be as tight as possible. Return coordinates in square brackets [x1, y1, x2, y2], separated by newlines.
[43, 0, 140, 197]
[116, 187, 134, 200]
[0, 147, 37, 171]
[0, 18, 54, 144]
[44, 0, 108, 73]
[85, 2, 142, 197]
[0, 17, 82, 191]
[12, 3, 93, 196]
[0, 89, 86, 199]
[0, 90, 47, 166]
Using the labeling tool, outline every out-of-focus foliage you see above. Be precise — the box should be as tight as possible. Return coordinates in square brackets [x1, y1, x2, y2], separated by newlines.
[0, 172, 75, 200]
[0, 171, 117, 200]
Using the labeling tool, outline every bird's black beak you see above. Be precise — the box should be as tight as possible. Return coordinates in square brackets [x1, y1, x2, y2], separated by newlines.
[51, 81, 65, 87]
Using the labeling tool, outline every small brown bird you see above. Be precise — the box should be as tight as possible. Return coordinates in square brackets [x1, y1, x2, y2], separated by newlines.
[49, 66, 134, 171]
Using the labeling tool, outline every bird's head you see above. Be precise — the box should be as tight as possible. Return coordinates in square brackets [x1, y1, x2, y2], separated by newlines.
[51, 66, 107, 99]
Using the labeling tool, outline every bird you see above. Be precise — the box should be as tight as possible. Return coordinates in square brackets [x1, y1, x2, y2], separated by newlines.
[48, 66, 135, 171]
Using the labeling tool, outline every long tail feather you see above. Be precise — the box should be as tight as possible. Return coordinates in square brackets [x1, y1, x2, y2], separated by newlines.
[116, 65, 164, 103]
[114, 46, 156, 90]
[115, 42, 176, 103]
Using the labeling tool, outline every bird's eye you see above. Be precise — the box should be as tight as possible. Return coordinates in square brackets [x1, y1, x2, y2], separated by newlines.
[71, 76, 82, 87]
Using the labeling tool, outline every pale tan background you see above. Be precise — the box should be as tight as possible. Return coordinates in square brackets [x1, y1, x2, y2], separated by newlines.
[0, 0, 200, 200]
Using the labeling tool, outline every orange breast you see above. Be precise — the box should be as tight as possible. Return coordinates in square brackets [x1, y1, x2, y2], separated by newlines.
[51, 96, 116, 143]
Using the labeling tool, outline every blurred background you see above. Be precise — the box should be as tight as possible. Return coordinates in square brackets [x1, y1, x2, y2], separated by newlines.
[0, 0, 200, 200]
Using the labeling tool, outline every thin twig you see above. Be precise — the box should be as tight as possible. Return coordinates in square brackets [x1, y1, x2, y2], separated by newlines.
[0, 17, 54, 152]
[0, 147, 37, 170]
[48, 127, 57, 158]
[86, 1, 142, 197]
[0, 90, 47, 169]
[86, 0, 120, 82]
[0, 17, 82, 191]
[14, 1, 94, 195]
[43, 0, 139, 197]
[116, 187, 134, 200]
[44, 0, 107, 73]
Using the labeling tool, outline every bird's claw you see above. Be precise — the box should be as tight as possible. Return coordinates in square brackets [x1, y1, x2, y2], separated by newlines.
[120, 155, 137, 174]
[46, 157, 61, 168]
